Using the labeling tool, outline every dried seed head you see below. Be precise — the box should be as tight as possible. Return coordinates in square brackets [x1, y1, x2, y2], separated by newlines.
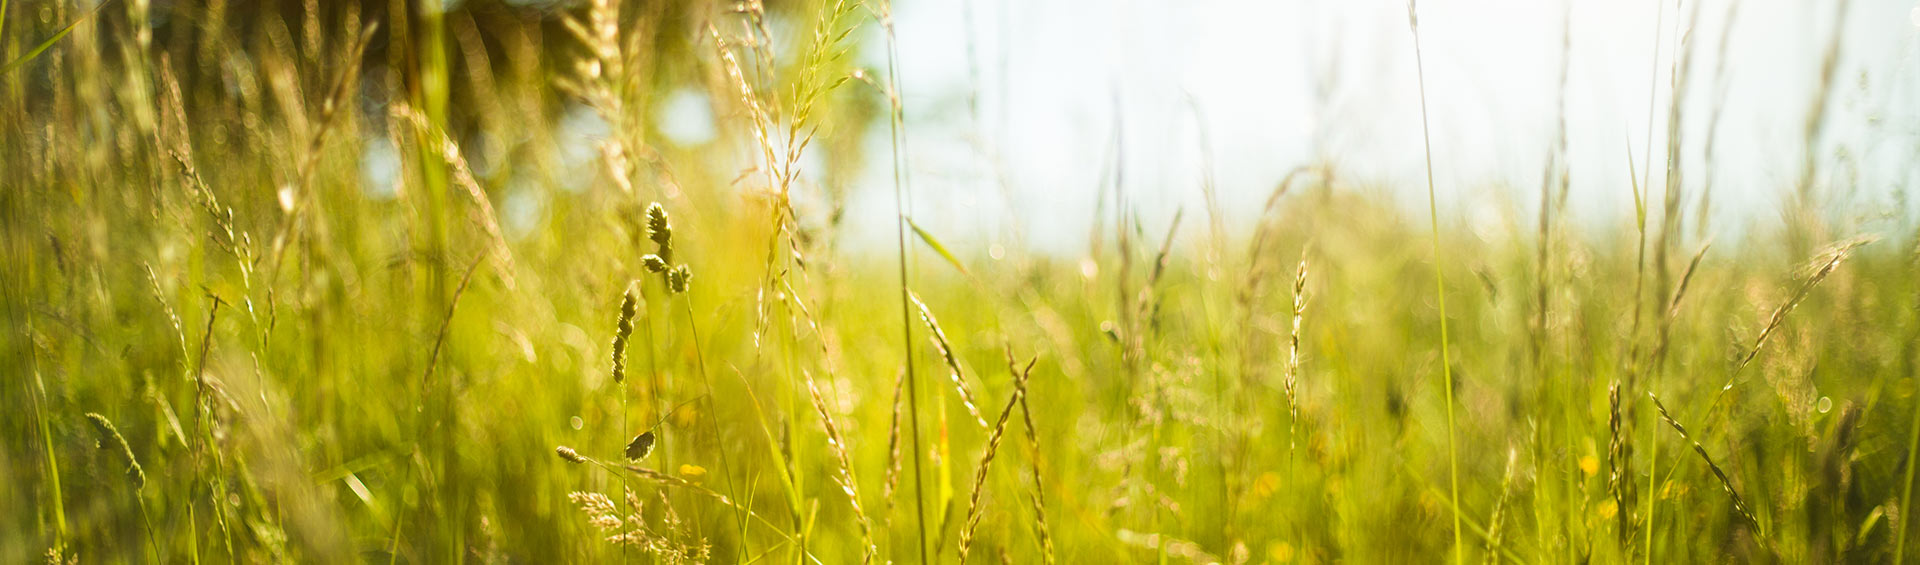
[556, 445, 587, 464]
[85, 413, 144, 490]
[642, 254, 669, 274]
[667, 265, 691, 294]
[611, 287, 638, 383]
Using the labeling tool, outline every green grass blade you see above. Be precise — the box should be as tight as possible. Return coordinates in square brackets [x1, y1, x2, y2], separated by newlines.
[0, 0, 112, 76]
[907, 217, 968, 276]
[1899, 364, 1920, 563]
[1408, 3, 1465, 562]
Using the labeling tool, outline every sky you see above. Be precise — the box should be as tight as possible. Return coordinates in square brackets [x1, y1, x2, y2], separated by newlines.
[829, 0, 1920, 255]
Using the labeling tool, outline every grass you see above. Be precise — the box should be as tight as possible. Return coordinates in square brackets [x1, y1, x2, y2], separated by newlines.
[2, 0, 1917, 563]
[1407, 2, 1465, 561]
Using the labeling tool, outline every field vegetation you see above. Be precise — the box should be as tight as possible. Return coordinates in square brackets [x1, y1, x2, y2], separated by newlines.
[2, 0, 1917, 563]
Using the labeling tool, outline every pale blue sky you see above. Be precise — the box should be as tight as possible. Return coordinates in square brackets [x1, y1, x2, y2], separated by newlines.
[835, 0, 1920, 255]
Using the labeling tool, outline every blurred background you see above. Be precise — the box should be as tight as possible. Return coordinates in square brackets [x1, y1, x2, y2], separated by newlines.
[875, 0, 1920, 253]
[16, 0, 1914, 250]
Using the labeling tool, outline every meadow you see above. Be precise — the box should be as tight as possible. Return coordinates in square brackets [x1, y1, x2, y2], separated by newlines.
[2, 0, 1918, 563]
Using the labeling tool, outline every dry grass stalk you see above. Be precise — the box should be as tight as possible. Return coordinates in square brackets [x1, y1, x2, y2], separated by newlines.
[1793, 0, 1852, 201]
[261, 20, 382, 289]
[957, 357, 1035, 564]
[420, 252, 487, 388]
[1642, 242, 1711, 379]
[567, 489, 712, 564]
[707, 23, 779, 190]
[909, 291, 989, 429]
[1725, 235, 1873, 389]
[390, 104, 517, 287]
[1011, 352, 1056, 565]
[805, 375, 877, 563]
[1483, 448, 1518, 565]
[1284, 254, 1307, 454]
[1651, 0, 1704, 317]
[1531, 0, 1571, 393]
[560, 0, 622, 91]
[556, 445, 792, 541]
[159, 55, 255, 282]
[884, 368, 907, 517]
[1241, 167, 1315, 282]
[143, 264, 191, 373]
[1649, 392, 1761, 533]
[1136, 209, 1185, 334]
[1608, 382, 1635, 552]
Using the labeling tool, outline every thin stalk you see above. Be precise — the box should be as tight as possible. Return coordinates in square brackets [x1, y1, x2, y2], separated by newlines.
[139, 496, 160, 562]
[1902, 371, 1920, 563]
[1644, 397, 1658, 565]
[1408, 4, 1463, 562]
[645, 281, 668, 470]
[878, 4, 929, 563]
[782, 233, 808, 564]
[619, 291, 632, 565]
[1901, 252, 1920, 564]
[30, 344, 66, 541]
[681, 296, 747, 561]
[1641, 0, 1665, 222]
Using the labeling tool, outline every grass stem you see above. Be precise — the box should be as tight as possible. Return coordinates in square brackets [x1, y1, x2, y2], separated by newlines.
[1408, 3, 1464, 562]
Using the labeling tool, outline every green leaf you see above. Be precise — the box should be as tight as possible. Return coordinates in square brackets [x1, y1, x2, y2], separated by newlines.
[1, 0, 114, 76]
[907, 217, 968, 276]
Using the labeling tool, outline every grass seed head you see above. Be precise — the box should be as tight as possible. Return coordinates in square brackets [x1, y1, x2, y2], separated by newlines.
[667, 265, 691, 294]
[611, 287, 638, 383]
[646, 202, 674, 262]
[85, 413, 144, 490]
